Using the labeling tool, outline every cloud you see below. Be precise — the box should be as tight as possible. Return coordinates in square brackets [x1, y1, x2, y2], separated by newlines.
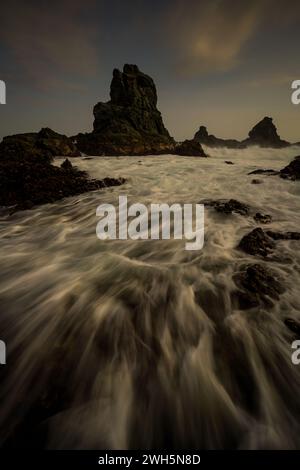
[167, 0, 268, 75]
[246, 74, 297, 88]
[1, 0, 100, 91]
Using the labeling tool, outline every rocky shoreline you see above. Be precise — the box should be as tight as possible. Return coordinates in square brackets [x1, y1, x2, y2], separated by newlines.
[0, 132, 126, 212]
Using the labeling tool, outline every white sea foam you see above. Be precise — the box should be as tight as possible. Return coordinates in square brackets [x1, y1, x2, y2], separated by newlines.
[0, 146, 300, 449]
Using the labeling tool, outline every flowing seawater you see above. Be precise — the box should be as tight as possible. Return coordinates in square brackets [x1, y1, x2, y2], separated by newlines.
[0, 146, 300, 448]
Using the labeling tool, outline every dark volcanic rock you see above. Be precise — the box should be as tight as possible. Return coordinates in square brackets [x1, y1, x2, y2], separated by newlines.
[248, 168, 279, 175]
[280, 156, 300, 180]
[253, 213, 272, 224]
[242, 117, 289, 148]
[75, 64, 177, 156]
[0, 128, 80, 162]
[248, 168, 279, 176]
[238, 228, 275, 257]
[60, 158, 73, 170]
[0, 152, 125, 212]
[232, 263, 284, 310]
[194, 126, 243, 149]
[266, 230, 300, 240]
[174, 139, 207, 157]
[205, 199, 250, 216]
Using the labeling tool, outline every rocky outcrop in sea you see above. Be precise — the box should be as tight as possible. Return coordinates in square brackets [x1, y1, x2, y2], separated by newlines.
[243, 116, 289, 148]
[193, 117, 291, 149]
[0, 127, 80, 161]
[194, 126, 243, 149]
[74, 64, 207, 157]
[0, 136, 125, 212]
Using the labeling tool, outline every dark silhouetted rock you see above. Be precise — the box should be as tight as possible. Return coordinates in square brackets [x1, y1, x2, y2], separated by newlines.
[225, 161, 234, 164]
[75, 64, 178, 156]
[242, 117, 289, 148]
[0, 149, 125, 212]
[266, 230, 300, 240]
[253, 213, 272, 224]
[60, 158, 73, 170]
[232, 263, 284, 310]
[284, 318, 300, 336]
[251, 179, 263, 184]
[280, 156, 300, 180]
[0, 128, 80, 163]
[174, 139, 207, 157]
[205, 199, 250, 216]
[194, 126, 243, 149]
[238, 228, 275, 257]
[193, 118, 289, 149]
[248, 168, 279, 175]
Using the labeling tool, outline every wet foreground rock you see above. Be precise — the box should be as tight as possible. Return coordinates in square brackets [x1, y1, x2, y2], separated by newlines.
[0, 154, 125, 212]
[204, 199, 250, 216]
[248, 168, 279, 176]
[238, 228, 300, 257]
[232, 263, 284, 310]
[238, 228, 275, 257]
[280, 156, 300, 180]
[266, 230, 300, 240]
[253, 213, 272, 224]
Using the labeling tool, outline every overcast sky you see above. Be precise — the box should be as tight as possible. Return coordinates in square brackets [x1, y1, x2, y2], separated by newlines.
[0, 0, 300, 141]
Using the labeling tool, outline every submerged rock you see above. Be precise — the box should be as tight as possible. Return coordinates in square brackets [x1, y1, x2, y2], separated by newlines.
[248, 168, 279, 176]
[266, 230, 300, 240]
[280, 156, 300, 180]
[253, 213, 272, 224]
[242, 117, 289, 148]
[75, 64, 176, 156]
[174, 139, 207, 157]
[232, 263, 284, 310]
[238, 228, 275, 257]
[205, 199, 250, 216]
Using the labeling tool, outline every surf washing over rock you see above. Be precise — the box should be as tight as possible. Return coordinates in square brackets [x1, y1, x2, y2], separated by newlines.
[1, 146, 300, 449]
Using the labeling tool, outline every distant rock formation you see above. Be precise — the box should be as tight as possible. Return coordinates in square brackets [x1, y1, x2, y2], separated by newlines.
[194, 126, 243, 149]
[243, 117, 289, 148]
[174, 139, 207, 157]
[193, 117, 290, 149]
[75, 64, 207, 157]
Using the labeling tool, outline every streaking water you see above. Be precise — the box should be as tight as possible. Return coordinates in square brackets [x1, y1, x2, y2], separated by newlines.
[0, 146, 300, 449]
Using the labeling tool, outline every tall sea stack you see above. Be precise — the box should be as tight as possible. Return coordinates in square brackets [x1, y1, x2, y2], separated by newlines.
[76, 64, 176, 156]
